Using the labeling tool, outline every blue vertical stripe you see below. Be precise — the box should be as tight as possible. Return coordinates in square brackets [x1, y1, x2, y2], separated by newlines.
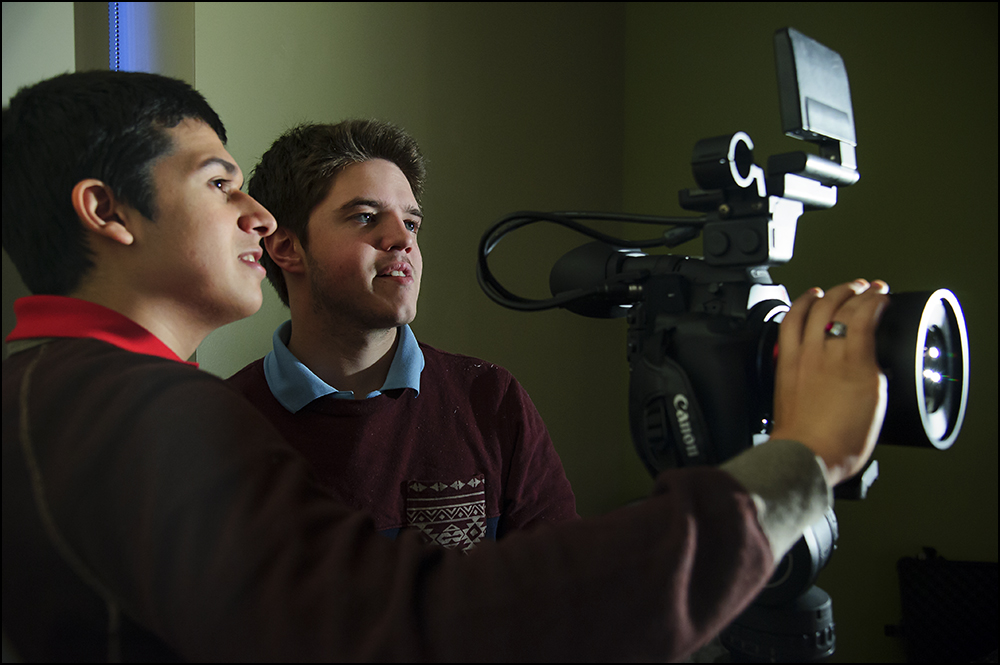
[108, 3, 120, 71]
[107, 3, 155, 73]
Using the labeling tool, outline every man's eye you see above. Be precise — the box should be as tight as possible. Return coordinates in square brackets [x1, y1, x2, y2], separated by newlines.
[356, 212, 375, 223]
[405, 220, 421, 233]
[212, 179, 229, 191]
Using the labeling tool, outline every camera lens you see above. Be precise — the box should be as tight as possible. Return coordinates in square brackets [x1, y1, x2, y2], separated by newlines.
[922, 325, 947, 414]
[753, 290, 970, 451]
[877, 290, 969, 450]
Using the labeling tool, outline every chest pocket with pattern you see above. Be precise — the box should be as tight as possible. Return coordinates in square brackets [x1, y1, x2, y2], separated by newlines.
[404, 474, 486, 553]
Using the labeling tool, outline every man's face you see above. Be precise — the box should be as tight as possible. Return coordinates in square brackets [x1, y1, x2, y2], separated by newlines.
[299, 158, 422, 332]
[130, 119, 276, 328]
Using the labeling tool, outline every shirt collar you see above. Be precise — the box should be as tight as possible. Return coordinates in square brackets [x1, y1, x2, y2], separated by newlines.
[5, 295, 196, 366]
[263, 321, 424, 413]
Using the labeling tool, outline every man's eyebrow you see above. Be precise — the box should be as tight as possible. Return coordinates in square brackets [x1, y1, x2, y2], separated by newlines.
[341, 197, 423, 219]
[196, 156, 239, 175]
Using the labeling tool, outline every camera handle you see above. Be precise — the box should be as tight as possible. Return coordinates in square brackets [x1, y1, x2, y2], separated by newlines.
[624, 258, 795, 476]
[624, 266, 843, 661]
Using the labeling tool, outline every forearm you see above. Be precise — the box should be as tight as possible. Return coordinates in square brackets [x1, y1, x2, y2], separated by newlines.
[720, 438, 832, 564]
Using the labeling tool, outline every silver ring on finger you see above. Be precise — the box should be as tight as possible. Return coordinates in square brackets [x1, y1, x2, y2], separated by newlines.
[824, 321, 848, 338]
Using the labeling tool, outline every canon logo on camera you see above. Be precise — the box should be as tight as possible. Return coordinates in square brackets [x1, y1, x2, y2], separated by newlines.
[672, 394, 699, 458]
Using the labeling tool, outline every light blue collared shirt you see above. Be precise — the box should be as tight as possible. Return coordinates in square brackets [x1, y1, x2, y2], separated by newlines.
[263, 321, 424, 413]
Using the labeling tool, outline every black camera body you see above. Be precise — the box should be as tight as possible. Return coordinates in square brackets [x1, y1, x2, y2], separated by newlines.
[623, 258, 789, 474]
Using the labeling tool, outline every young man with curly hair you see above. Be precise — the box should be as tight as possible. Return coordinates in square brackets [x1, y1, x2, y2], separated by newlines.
[227, 121, 577, 550]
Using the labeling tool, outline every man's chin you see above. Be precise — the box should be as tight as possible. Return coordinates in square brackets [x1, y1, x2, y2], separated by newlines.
[226, 291, 265, 324]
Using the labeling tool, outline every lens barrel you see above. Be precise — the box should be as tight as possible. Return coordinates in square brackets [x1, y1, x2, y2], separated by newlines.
[754, 289, 969, 451]
[876, 290, 969, 449]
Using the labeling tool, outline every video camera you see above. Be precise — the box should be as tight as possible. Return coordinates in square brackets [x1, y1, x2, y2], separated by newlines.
[477, 28, 970, 661]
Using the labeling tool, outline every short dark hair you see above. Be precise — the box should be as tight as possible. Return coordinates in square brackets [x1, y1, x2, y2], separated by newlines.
[247, 120, 426, 306]
[2, 70, 226, 295]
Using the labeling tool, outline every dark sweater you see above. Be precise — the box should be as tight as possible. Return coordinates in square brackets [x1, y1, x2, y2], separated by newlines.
[226, 343, 579, 548]
[4, 336, 775, 661]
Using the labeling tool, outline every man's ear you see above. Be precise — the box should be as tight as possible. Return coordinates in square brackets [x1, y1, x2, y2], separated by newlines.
[264, 227, 307, 274]
[71, 179, 134, 246]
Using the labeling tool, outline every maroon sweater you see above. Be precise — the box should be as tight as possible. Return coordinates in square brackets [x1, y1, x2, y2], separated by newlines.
[4, 336, 773, 661]
[226, 344, 578, 548]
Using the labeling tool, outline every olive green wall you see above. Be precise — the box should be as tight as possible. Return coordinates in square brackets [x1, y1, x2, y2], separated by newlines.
[622, 3, 997, 662]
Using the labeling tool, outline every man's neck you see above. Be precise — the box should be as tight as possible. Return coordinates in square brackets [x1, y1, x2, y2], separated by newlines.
[285, 316, 399, 399]
[69, 281, 210, 362]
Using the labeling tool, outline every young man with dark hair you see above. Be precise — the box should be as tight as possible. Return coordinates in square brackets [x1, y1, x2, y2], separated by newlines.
[228, 121, 577, 549]
[3, 70, 889, 662]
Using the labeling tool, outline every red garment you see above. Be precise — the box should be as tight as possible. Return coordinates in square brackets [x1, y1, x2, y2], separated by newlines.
[6, 295, 195, 365]
[227, 347, 579, 547]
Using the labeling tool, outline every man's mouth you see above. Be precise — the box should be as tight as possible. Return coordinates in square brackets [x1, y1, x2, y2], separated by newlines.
[378, 263, 412, 279]
[239, 249, 264, 267]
